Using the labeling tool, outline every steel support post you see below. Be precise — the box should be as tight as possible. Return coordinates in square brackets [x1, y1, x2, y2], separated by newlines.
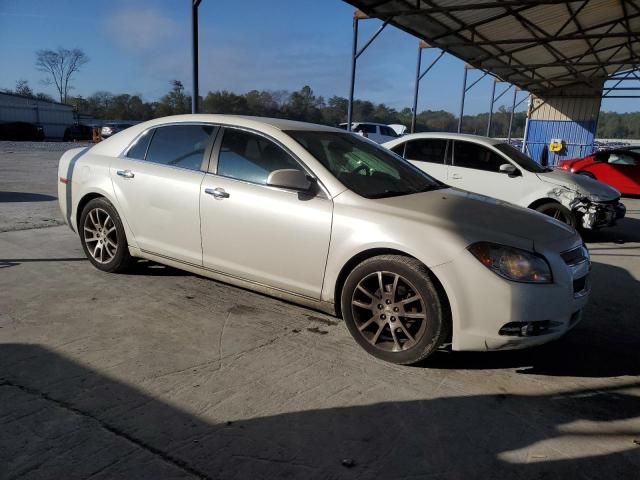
[346, 16, 359, 131]
[487, 77, 497, 137]
[191, 0, 202, 114]
[507, 87, 518, 143]
[457, 65, 469, 133]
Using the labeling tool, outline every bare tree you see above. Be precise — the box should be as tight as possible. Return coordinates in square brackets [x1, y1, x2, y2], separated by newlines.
[15, 79, 34, 97]
[35, 48, 88, 103]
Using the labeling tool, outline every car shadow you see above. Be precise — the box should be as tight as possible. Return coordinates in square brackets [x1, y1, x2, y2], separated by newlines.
[0, 257, 87, 269]
[582, 217, 640, 244]
[0, 191, 57, 202]
[1, 344, 639, 479]
[421, 260, 640, 378]
[123, 259, 193, 277]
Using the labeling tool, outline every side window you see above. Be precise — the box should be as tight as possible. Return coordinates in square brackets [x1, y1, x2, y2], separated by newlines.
[145, 124, 215, 171]
[453, 141, 506, 172]
[125, 129, 153, 160]
[356, 124, 377, 135]
[390, 143, 406, 157]
[216, 129, 301, 184]
[405, 139, 447, 164]
[608, 153, 638, 166]
[380, 126, 397, 137]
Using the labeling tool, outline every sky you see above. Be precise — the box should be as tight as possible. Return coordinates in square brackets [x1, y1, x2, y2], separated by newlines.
[0, 0, 636, 114]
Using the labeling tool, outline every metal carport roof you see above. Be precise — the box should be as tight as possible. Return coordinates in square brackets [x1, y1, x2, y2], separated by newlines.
[343, 0, 640, 96]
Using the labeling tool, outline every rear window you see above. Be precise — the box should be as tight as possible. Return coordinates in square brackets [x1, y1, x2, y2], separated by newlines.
[125, 129, 153, 160]
[145, 124, 214, 171]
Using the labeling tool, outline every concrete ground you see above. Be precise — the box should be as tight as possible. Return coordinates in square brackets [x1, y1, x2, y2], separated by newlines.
[1, 142, 639, 479]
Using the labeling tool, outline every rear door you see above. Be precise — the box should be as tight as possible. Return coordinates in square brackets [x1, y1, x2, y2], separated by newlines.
[391, 138, 449, 182]
[448, 140, 524, 203]
[110, 124, 216, 264]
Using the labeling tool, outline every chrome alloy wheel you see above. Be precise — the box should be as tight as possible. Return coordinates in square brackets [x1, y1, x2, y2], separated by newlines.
[83, 207, 118, 264]
[351, 271, 428, 352]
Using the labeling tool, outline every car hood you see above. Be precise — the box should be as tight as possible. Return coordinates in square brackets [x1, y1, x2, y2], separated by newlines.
[536, 169, 620, 200]
[371, 187, 577, 252]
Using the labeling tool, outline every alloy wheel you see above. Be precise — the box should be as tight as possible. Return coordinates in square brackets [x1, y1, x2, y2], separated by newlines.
[83, 207, 118, 264]
[351, 271, 428, 352]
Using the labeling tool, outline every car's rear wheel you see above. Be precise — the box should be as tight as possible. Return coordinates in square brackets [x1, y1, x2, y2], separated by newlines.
[80, 198, 132, 273]
[534, 201, 576, 227]
[341, 255, 447, 365]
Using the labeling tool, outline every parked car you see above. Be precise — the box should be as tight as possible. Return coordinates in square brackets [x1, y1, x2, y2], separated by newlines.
[0, 121, 44, 141]
[59, 115, 590, 364]
[101, 121, 136, 138]
[557, 149, 640, 196]
[384, 132, 625, 229]
[63, 123, 93, 141]
[338, 122, 398, 143]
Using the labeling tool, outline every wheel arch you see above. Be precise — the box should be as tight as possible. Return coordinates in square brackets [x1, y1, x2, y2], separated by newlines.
[75, 190, 138, 249]
[527, 197, 562, 210]
[333, 248, 451, 337]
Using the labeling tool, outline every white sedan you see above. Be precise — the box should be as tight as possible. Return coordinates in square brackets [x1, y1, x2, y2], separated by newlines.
[59, 115, 589, 364]
[383, 132, 625, 229]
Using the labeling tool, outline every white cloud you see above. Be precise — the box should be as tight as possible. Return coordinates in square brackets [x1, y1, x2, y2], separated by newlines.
[104, 8, 178, 52]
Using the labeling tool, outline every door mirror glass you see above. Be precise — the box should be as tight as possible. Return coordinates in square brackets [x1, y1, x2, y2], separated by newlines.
[267, 169, 312, 191]
[499, 163, 519, 176]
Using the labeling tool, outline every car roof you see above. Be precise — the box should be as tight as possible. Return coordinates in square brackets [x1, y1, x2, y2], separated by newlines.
[339, 122, 389, 127]
[146, 114, 342, 133]
[388, 132, 504, 146]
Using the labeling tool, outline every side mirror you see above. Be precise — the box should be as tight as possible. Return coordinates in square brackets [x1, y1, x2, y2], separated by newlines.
[499, 163, 520, 176]
[267, 169, 313, 191]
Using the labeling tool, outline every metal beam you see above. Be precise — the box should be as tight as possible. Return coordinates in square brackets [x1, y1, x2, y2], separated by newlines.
[191, 0, 201, 114]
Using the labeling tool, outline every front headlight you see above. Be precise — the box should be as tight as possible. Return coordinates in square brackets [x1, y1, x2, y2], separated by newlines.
[468, 242, 553, 283]
[101, 126, 112, 135]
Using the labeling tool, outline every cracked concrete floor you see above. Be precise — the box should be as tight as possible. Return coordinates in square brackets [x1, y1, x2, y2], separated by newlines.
[1, 145, 639, 479]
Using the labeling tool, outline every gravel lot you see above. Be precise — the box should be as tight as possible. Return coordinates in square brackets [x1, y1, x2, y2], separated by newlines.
[1, 142, 639, 479]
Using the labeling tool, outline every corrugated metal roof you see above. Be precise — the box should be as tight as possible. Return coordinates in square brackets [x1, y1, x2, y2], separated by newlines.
[344, 0, 640, 96]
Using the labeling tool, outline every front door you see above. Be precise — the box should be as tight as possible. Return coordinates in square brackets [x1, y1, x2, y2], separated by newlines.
[110, 124, 216, 264]
[448, 140, 525, 204]
[200, 127, 333, 299]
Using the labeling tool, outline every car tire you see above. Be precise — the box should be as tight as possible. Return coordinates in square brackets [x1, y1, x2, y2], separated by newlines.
[534, 201, 576, 228]
[341, 254, 447, 365]
[79, 197, 133, 273]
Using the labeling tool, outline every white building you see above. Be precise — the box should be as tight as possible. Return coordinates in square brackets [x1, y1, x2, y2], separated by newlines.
[0, 92, 75, 139]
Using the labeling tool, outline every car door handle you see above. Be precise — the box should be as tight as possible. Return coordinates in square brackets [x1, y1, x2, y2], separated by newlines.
[204, 187, 230, 199]
[116, 169, 135, 179]
[450, 173, 462, 179]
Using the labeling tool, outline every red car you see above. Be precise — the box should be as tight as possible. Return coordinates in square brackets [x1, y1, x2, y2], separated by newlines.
[558, 149, 640, 196]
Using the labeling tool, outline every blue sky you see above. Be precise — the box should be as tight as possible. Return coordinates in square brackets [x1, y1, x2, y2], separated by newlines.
[0, 0, 634, 113]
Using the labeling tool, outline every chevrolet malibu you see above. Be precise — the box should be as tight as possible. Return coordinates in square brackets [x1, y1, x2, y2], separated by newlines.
[58, 115, 590, 364]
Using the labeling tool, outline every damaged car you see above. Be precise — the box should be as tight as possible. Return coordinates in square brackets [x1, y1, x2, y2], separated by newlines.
[384, 133, 625, 229]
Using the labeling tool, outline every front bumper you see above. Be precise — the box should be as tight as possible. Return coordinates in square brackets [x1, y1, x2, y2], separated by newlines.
[432, 239, 590, 351]
[573, 198, 625, 229]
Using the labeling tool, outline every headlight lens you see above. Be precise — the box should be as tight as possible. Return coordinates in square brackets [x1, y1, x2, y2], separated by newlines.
[468, 242, 553, 283]
[101, 127, 112, 135]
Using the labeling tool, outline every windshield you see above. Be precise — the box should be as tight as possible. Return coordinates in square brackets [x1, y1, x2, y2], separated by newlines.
[286, 131, 443, 199]
[494, 143, 550, 173]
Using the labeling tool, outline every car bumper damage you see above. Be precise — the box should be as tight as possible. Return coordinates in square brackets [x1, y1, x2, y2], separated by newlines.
[547, 186, 625, 229]
[569, 196, 626, 229]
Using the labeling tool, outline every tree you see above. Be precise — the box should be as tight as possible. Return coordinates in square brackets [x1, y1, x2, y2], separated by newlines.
[15, 79, 34, 98]
[156, 80, 190, 116]
[35, 47, 89, 103]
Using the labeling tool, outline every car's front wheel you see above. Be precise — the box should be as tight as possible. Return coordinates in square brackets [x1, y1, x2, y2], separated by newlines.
[79, 197, 132, 273]
[341, 255, 447, 365]
[534, 201, 576, 227]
